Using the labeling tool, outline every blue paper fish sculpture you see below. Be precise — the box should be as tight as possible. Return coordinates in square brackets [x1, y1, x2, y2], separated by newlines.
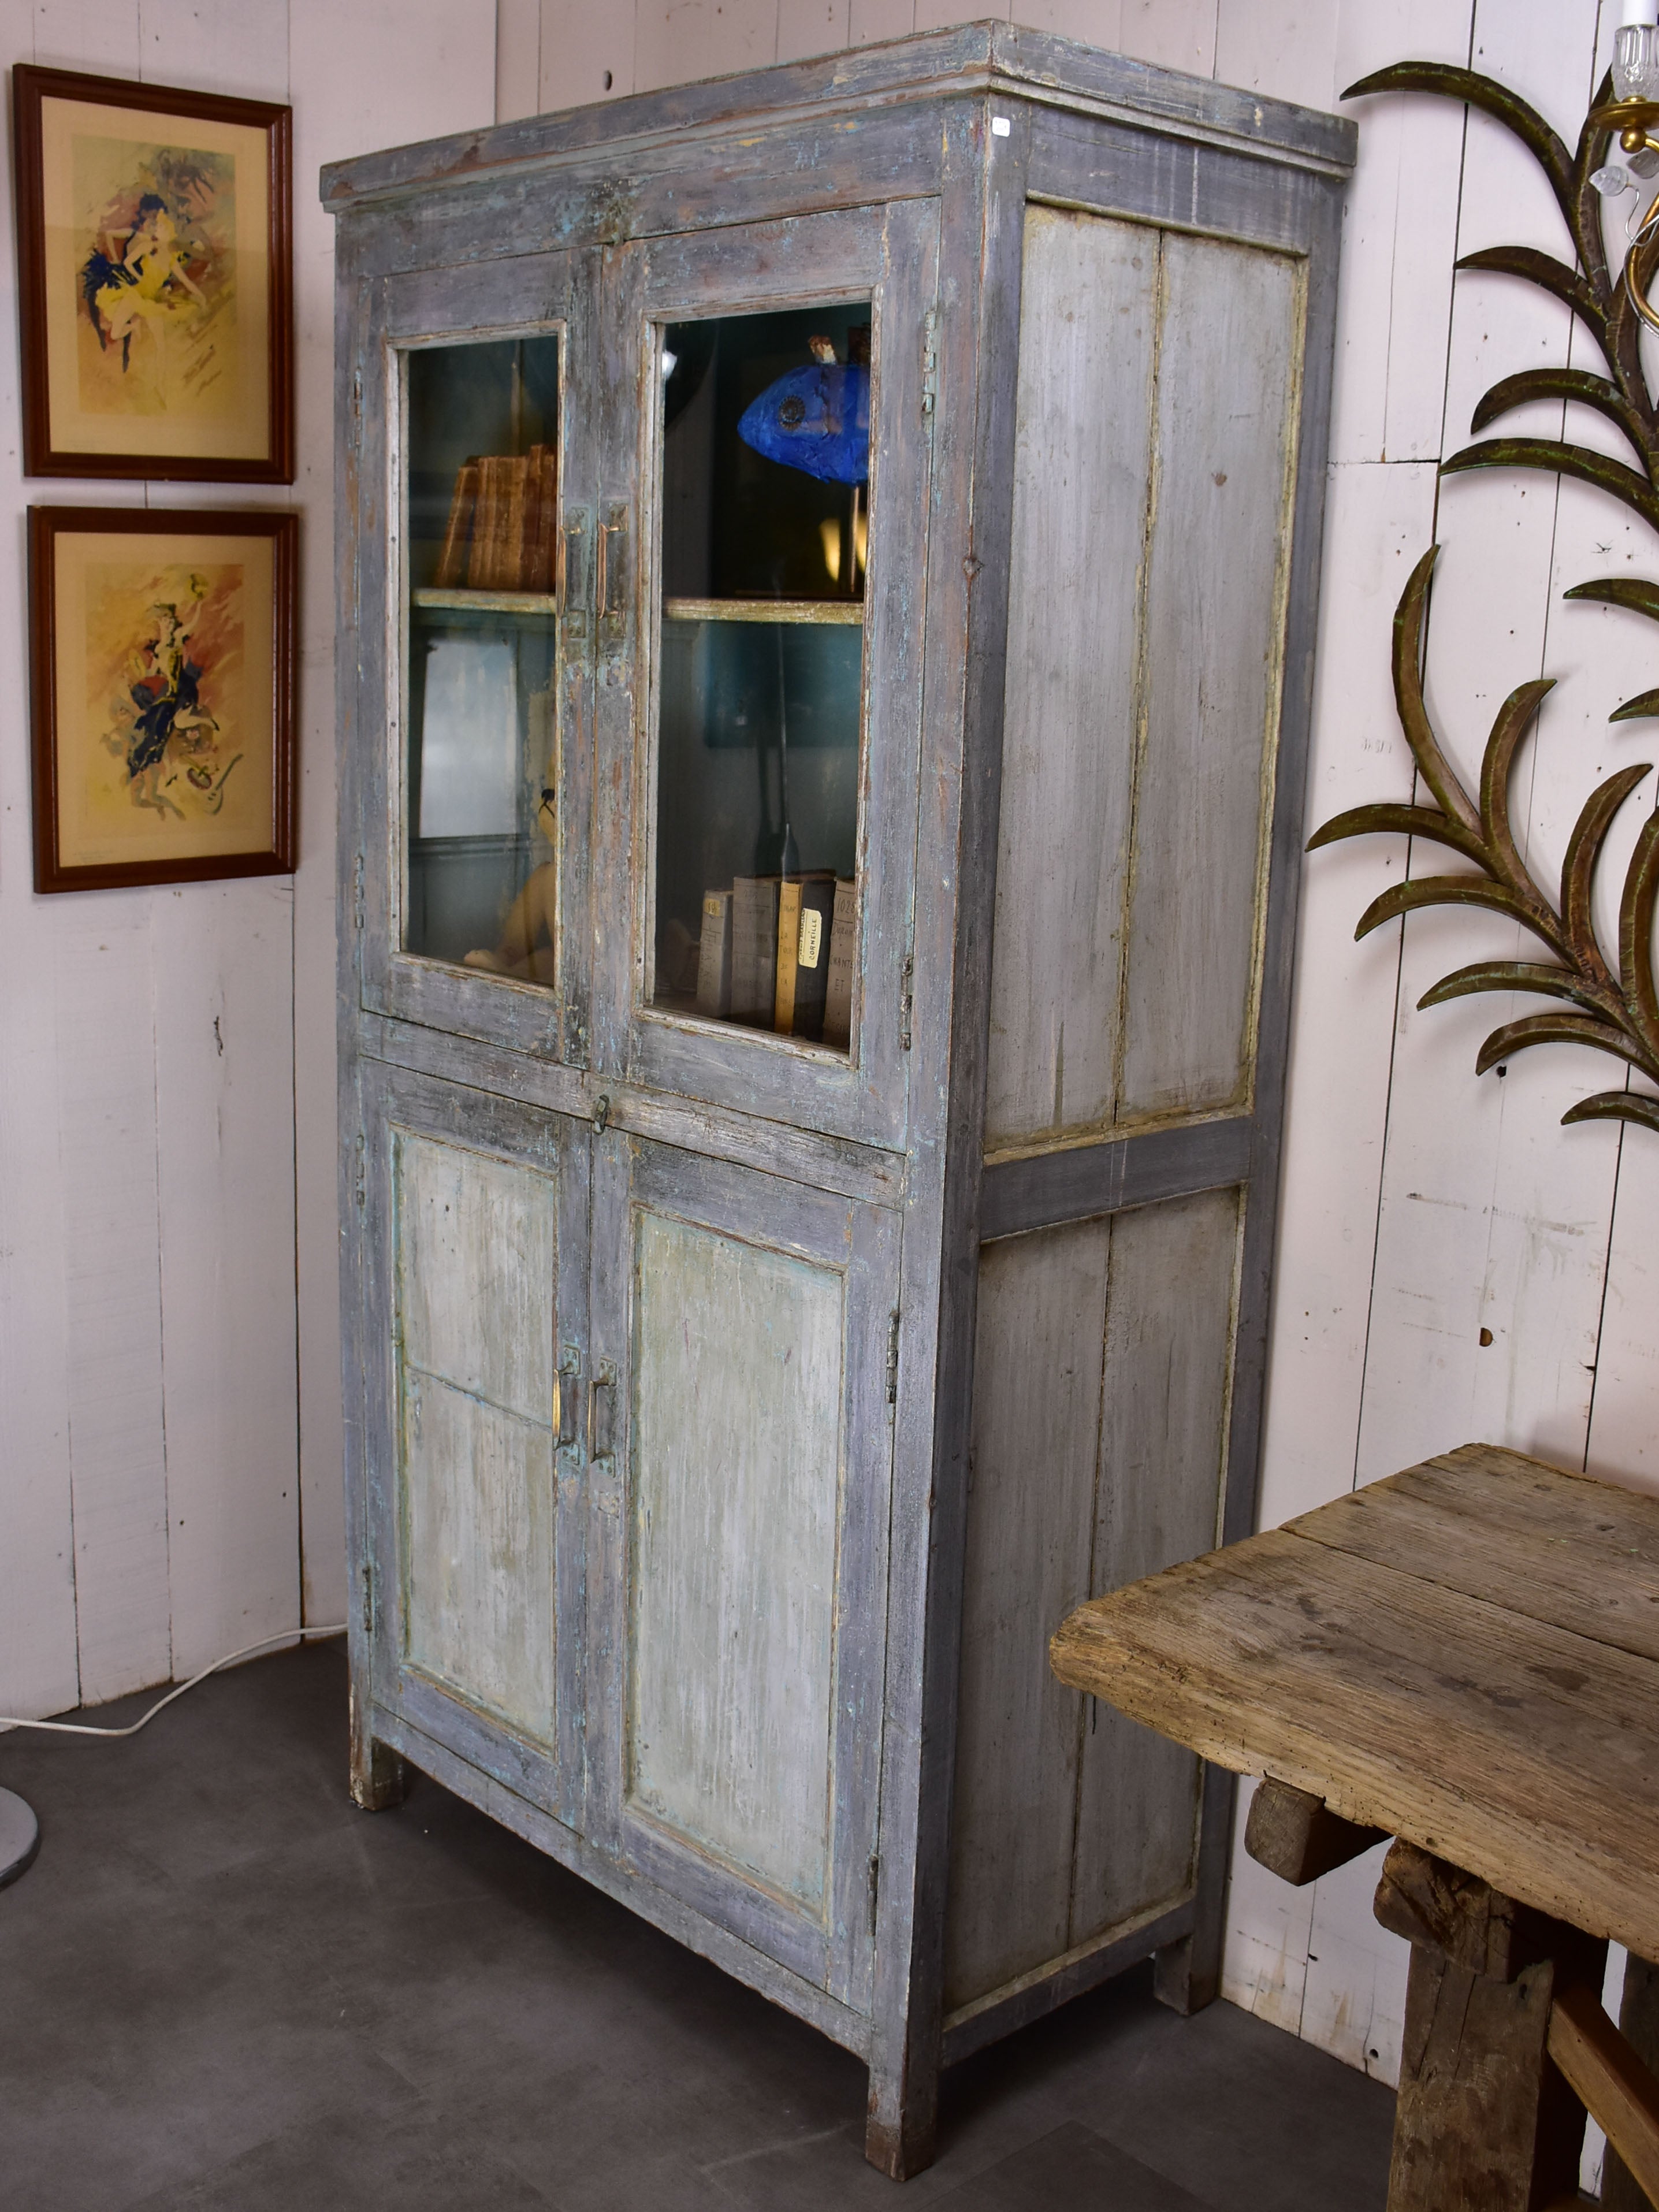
[738, 359, 870, 485]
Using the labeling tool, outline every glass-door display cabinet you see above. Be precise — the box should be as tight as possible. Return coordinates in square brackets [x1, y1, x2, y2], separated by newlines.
[327, 25, 1353, 2178]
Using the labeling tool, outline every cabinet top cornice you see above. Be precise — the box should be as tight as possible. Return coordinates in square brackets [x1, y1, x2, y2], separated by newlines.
[319, 20, 1355, 217]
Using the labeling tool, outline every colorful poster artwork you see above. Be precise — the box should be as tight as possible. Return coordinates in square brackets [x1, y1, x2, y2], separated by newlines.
[43, 524, 285, 877]
[88, 560, 245, 826]
[74, 137, 236, 422]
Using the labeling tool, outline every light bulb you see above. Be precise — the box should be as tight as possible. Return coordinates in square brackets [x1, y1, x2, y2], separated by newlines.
[1616, 0, 1659, 102]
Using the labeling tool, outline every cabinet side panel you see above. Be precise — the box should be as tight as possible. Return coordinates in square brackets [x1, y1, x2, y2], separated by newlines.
[628, 1210, 843, 1916]
[945, 1217, 1110, 2009]
[392, 1131, 559, 1749]
[1117, 236, 1303, 1122]
[1072, 1186, 1242, 1940]
[983, 208, 1155, 1151]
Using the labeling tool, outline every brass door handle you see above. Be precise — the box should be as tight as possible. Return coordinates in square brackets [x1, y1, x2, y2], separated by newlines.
[598, 502, 628, 646]
[555, 1347, 581, 1449]
[560, 504, 592, 643]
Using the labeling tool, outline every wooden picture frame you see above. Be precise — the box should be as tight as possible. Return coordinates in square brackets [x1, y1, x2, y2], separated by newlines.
[13, 65, 293, 481]
[29, 505, 297, 891]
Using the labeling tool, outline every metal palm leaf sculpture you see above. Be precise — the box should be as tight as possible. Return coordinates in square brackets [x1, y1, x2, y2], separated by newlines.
[1314, 61, 1659, 1137]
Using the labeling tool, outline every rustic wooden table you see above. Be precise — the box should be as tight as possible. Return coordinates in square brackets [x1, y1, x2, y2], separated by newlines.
[1050, 1443, 1659, 2212]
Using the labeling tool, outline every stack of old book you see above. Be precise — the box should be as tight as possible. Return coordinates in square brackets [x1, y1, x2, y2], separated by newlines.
[433, 445, 558, 592]
[695, 874, 857, 1048]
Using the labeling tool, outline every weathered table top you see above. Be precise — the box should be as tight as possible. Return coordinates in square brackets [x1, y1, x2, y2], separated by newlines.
[1049, 1443, 1659, 1965]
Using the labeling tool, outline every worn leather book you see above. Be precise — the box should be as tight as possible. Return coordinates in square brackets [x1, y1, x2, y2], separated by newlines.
[696, 890, 734, 1018]
[775, 874, 838, 1039]
[822, 876, 857, 1050]
[526, 443, 558, 592]
[730, 876, 782, 1027]
[434, 459, 481, 588]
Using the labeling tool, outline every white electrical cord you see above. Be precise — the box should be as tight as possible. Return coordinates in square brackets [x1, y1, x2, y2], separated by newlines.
[0, 1626, 347, 1739]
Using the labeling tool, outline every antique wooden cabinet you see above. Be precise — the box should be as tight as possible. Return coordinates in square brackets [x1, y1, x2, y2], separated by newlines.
[326, 24, 1353, 2177]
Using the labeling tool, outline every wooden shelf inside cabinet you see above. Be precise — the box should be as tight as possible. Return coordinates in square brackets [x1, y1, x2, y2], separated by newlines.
[664, 596, 865, 626]
[412, 588, 560, 617]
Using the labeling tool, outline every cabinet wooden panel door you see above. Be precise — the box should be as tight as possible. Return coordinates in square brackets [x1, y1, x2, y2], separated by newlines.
[358, 1059, 590, 1830]
[583, 1132, 899, 2016]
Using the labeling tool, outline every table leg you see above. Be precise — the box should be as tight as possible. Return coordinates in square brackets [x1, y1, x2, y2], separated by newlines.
[1373, 1842, 1605, 2212]
[1599, 1956, 1659, 2212]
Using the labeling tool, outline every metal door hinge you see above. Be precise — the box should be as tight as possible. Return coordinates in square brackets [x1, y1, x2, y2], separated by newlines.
[899, 955, 913, 1051]
[592, 1092, 611, 1135]
[921, 308, 938, 419]
[886, 1310, 901, 1404]
[868, 1853, 880, 1938]
[354, 1132, 366, 1210]
[360, 1562, 375, 1639]
[351, 367, 362, 431]
[352, 852, 365, 935]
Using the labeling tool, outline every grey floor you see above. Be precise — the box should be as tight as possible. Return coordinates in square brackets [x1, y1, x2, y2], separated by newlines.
[0, 1641, 1393, 2210]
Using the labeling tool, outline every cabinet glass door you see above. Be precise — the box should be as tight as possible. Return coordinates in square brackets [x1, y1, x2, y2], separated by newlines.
[592, 205, 938, 1149]
[405, 334, 563, 984]
[354, 247, 596, 1065]
[653, 306, 869, 1043]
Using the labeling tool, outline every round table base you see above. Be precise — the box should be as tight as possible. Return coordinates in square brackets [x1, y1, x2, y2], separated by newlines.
[0, 1787, 40, 1888]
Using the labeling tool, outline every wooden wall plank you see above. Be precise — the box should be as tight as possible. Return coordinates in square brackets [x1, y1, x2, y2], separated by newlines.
[1118, 0, 1214, 76]
[499, 0, 544, 119]
[152, 885, 303, 1678]
[28, 0, 140, 72]
[1329, 1, 1473, 467]
[947, 1218, 1109, 2009]
[847, 0, 912, 47]
[1215, 0, 1337, 113]
[1253, 461, 1437, 1531]
[540, 0, 638, 105]
[1589, 1135, 1659, 1499]
[1222, 1778, 1319, 2036]
[779, 0, 849, 64]
[0, 928, 80, 1717]
[983, 207, 1156, 1151]
[0, 0, 77, 1723]
[55, 903, 173, 1704]
[1009, 1, 1115, 47]
[136, 0, 290, 91]
[634, 0, 779, 92]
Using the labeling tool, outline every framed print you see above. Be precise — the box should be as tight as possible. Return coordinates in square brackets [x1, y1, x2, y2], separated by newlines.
[29, 505, 297, 891]
[13, 66, 293, 481]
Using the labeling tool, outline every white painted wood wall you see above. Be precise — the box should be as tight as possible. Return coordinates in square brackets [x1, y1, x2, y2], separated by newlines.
[0, 0, 496, 1716]
[4, 0, 1653, 2122]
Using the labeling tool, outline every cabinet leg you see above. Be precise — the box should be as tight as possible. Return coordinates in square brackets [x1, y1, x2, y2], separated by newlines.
[1155, 1764, 1232, 2016]
[349, 1685, 410, 1811]
[864, 2050, 939, 2181]
[1602, 1955, 1659, 2212]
